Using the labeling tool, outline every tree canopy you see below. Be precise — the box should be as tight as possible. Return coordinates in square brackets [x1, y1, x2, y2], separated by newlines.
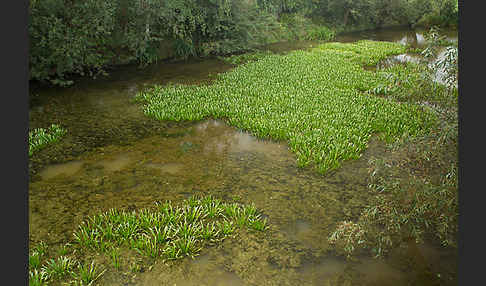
[28, 0, 458, 85]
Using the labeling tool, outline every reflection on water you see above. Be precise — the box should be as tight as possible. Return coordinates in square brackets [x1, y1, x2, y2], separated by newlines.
[29, 26, 457, 286]
[298, 256, 347, 285]
[29, 119, 456, 285]
[377, 53, 422, 70]
[335, 26, 457, 47]
[355, 258, 407, 286]
[431, 48, 457, 88]
[197, 120, 286, 158]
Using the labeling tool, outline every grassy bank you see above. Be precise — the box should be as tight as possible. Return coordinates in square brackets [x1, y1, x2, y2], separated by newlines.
[134, 40, 438, 174]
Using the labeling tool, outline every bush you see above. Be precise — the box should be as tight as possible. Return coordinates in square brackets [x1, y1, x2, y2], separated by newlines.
[28, 0, 288, 85]
[329, 28, 458, 259]
[29, 0, 117, 86]
[304, 25, 336, 41]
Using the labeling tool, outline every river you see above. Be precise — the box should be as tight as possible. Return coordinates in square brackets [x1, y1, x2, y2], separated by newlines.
[29, 26, 458, 286]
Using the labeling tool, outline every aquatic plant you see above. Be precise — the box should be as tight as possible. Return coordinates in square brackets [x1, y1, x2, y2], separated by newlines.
[330, 161, 458, 258]
[329, 31, 458, 258]
[328, 221, 366, 258]
[201, 222, 220, 241]
[28, 124, 66, 157]
[133, 233, 162, 258]
[135, 40, 438, 174]
[249, 217, 268, 232]
[57, 243, 71, 256]
[219, 219, 236, 236]
[32, 241, 48, 257]
[29, 269, 48, 286]
[42, 256, 76, 280]
[29, 241, 48, 284]
[71, 261, 105, 286]
[109, 246, 121, 270]
[174, 236, 201, 257]
[29, 250, 42, 270]
[71, 196, 267, 263]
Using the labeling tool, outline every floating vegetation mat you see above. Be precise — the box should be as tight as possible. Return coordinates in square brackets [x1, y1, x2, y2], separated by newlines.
[135, 40, 438, 174]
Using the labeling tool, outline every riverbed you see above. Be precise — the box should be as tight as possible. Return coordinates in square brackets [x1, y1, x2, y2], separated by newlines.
[29, 26, 458, 286]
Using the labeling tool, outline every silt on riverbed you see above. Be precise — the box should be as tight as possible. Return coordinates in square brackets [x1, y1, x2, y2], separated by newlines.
[29, 26, 457, 286]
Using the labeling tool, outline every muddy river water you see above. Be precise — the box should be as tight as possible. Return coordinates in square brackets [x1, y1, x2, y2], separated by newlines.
[29, 26, 458, 285]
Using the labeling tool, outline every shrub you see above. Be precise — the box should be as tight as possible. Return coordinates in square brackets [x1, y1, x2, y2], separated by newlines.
[304, 25, 336, 41]
[329, 28, 458, 258]
[29, 0, 117, 86]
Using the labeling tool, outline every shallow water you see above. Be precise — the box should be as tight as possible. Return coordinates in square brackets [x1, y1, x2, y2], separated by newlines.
[335, 26, 457, 47]
[29, 26, 457, 285]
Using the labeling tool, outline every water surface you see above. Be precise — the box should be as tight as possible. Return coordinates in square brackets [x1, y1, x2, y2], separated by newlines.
[29, 26, 458, 286]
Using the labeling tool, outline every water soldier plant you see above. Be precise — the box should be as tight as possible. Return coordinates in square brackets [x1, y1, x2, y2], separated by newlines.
[29, 196, 267, 285]
[72, 196, 267, 259]
[134, 40, 438, 174]
[28, 124, 67, 157]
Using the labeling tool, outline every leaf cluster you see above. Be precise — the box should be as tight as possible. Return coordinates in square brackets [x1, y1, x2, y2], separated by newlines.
[135, 40, 437, 174]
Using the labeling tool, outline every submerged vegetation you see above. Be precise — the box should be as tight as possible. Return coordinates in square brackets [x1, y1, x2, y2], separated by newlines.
[29, 196, 267, 285]
[135, 40, 438, 174]
[28, 124, 66, 157]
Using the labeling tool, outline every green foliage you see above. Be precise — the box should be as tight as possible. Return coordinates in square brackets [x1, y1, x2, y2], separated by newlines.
[277, 13, 336, 42]
[29, 0, 116, 85]
[29, 269, 48, 286]
[330, 152, 457, 258]
[72, 196, 267, 260]
[135, 40, 438, 174]
[258, 0, 311, 16]
[416, 0, 458, 27]
[307, 0, 455, 30]
[42, 256, 76, 280]
[29, 0, 290, 85]
[391, 0, 433, 28]
[29, 241, 48, 271]
[304, 25, 335, 41]
[421, 26, 458, 89]
[29, 197, 263, 285]
[71, 261, 105, 286]
[329, 29, 458, 259]
[29, 124, 67, 157]
[29, 0, 456, 86]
